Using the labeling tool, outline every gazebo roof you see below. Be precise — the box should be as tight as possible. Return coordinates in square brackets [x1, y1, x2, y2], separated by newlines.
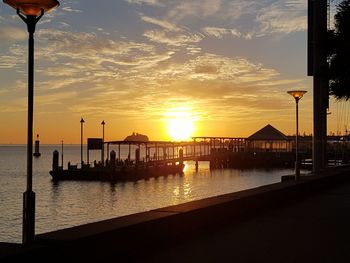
[247, 124, 288, 141]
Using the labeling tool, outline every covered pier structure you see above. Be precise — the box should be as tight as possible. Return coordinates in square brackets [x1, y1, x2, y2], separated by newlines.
[104, 136, 248, 166]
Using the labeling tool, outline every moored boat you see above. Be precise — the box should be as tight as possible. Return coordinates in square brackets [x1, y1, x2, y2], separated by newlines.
[49, 162, 185, 182]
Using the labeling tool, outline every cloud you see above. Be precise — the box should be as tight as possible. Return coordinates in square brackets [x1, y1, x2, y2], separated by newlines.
[154, 53, 280, 83]
[143, 29, 203, 46]
[0, 55, 24, 69]
[0, 44, 26, 69]
[220, 0, 260, 20]
[140, 14, 181, 32]
[129, 0, 306, 44]
[255, 0, 307, 36]
[186, 46, 202, 55]
[202, 27, 244, 39]
[158, 0, 306, 38]
[0, 14, 305, 127]
[31, 28, 299, 120]
[58, 22, 71, 29]
[0, 26, 27, 42]
[36, 29, 171, 68]
[124, 0, 163, 6]
[167, 0, 222, 21]
[61, 6, 82, 13]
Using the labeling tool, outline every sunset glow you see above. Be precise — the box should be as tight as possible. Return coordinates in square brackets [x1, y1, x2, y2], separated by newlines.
[0, 0, 344, 143]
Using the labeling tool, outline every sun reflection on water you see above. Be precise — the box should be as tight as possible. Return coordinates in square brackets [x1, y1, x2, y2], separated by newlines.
[171, 162, 193, 204]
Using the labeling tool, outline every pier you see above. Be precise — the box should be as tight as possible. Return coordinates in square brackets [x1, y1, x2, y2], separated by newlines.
[50, 126, 350, 182]
[50, 134, 302, 182]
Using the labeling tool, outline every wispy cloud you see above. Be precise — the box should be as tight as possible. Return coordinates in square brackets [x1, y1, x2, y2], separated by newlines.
[167, 0, 222, 21]
[155, 53, 281, 83]
[0, 26, 27, 43]
[140, 14, 181, 32]
[255, 0, 307, 36]
[124, 0, 164, 6]
[0, 55, 24, 69]
[0, 24, 302, 122]
[125, 0, 307, 51]
[0, 44, 26, 69]
[61, 6, 82, 13]
[202, 27, 245, 39]
[143, 29, 203, 46]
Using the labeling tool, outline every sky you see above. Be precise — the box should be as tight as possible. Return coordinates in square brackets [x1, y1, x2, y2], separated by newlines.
[0, 0, 347, 144]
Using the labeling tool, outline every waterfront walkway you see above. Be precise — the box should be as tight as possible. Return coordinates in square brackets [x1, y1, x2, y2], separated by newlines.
[143, 175, 350, 262]
[1, 167, 350, 262]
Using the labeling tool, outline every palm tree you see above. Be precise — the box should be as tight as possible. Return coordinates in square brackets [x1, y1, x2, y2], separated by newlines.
[328, 0, 350, 99]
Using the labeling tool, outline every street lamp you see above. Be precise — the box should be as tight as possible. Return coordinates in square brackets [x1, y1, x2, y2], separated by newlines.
[3, 0, 59, 244]
[101, 120, 105, 164]
[80, 118, 85, 167]
[288, 90, 307, 180]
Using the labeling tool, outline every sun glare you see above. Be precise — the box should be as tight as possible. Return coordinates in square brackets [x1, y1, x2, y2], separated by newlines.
[165, 108, 196, 141]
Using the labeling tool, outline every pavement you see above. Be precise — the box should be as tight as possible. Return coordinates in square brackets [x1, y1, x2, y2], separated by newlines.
[141, 179, 350, 263]
[2, 169, 350, 262]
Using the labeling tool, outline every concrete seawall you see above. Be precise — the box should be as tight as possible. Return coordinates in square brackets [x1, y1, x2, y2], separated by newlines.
[2, 166, 350, 261]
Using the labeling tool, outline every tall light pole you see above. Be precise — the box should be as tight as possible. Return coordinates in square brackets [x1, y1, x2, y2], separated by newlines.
[3, 0, 59, 244]
[80, 118, 85, 167]
[288, 90, 307, 180]
[101, 120, 105, 164]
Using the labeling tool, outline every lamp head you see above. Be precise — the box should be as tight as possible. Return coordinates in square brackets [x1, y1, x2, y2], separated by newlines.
[80, 118, 85, 124]
[287, 90, 307, 103]
[3, 0, 59, 16]
[101, 120, 105, 125]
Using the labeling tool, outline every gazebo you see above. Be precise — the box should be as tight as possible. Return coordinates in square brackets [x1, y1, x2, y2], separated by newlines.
[247, 124, 292, 152]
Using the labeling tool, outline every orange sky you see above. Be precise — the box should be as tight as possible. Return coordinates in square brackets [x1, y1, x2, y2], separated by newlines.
[0, 0, 346, 144]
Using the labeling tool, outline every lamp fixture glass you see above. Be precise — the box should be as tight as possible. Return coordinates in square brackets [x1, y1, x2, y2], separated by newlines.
[287, 90, 307, 102]
[3, 0, 59, 16]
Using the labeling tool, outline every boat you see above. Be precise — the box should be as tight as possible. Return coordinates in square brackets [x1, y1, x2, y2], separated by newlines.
[49, 162, 185, 182]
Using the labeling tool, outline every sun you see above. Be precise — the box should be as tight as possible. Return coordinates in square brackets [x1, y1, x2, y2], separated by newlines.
[167, 118, 195, 141]
[165, 108, 196, 141]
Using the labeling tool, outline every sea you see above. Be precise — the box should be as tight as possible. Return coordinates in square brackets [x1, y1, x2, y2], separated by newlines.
[0, 144, 297, 243]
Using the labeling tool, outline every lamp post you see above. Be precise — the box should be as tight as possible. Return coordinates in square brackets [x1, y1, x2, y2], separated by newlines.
[80, 118, 85, 167]
[288, 90, 307, 180]
[101, 120, 105, 164]
[3, 0, 59, 244]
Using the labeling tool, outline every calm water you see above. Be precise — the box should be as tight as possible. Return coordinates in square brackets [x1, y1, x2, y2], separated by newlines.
[0, 145, 296, 243]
